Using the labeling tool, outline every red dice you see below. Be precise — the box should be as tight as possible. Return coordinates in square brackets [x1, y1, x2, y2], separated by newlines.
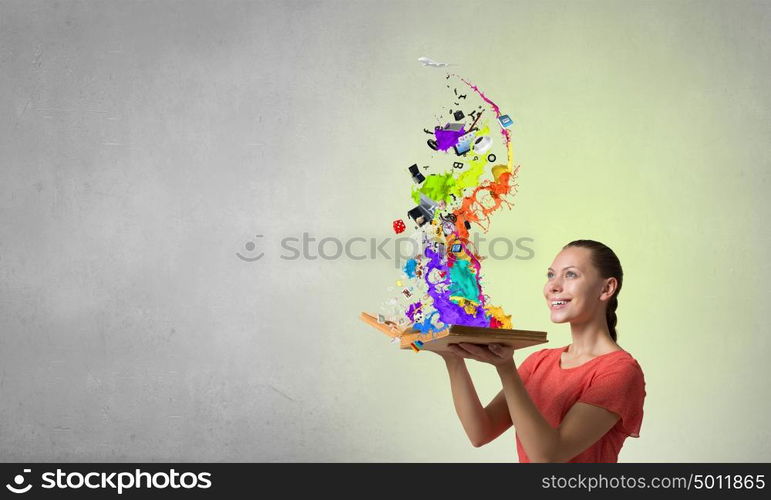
[393, 219, 406, 234]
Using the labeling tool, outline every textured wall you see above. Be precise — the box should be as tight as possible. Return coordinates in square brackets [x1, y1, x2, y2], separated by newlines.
[0, 0, 769, 461]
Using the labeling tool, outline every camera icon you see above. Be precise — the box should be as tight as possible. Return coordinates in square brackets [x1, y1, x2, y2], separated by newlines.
[5, 469, 32, 494]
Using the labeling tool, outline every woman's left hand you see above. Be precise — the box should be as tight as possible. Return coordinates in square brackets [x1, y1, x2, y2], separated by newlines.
[447, 342, 516, 367]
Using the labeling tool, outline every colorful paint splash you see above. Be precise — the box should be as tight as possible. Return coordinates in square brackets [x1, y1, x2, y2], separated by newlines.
[378, 71, 518, 335]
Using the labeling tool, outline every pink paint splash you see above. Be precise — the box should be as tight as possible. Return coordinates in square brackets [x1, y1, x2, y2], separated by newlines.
[455, 75, 513, 152]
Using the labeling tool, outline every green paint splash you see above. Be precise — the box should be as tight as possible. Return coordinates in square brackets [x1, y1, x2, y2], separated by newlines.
[411, 144, 490, 205]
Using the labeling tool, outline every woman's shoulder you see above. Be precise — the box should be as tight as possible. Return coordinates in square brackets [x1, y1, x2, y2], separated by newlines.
[597, 348, 645, 376]
[523, 345, 565, 364]
[529, 345, 563, 358]
[607, 347, 640, 364]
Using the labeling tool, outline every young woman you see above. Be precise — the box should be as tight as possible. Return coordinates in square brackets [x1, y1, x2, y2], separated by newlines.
[437, 239, 646, 463]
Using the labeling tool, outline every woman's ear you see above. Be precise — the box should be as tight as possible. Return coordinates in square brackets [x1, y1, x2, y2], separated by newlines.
[599, 277, 618, 301]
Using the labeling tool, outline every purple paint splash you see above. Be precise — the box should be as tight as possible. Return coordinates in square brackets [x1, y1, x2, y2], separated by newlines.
[434, 125, 466, 151]
[405, 302, 422, 322]
[419, 245, 489, 331]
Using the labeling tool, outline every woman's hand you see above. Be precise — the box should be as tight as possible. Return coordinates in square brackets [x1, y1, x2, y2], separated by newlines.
[431, 348, 464, 362]
[447, 342, 516, 367]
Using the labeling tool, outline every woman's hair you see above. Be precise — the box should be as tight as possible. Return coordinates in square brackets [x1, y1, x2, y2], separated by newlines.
[563, 240, 623, 342]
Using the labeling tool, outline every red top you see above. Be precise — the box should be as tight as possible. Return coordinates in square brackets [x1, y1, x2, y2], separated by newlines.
[515, 345, 646, 463]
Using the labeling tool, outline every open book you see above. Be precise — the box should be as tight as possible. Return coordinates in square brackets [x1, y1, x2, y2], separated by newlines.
[360, 312, 548, 353]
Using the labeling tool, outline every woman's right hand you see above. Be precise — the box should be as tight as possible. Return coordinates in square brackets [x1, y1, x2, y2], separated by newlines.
[433, 345, 464, 362]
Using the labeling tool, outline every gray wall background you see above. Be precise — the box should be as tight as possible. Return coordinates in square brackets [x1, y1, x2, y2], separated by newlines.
[1, 0, 365, 461]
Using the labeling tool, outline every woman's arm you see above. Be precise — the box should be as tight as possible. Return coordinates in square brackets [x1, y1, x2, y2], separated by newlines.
[494, 360, 562, 461]
[455, 343, 620, 462]
[497, 361, 619, 462]
[441, 354, 513, 447]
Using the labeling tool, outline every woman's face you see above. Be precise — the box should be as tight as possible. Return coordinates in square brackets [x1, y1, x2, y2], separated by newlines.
[543, 246, 614, 324]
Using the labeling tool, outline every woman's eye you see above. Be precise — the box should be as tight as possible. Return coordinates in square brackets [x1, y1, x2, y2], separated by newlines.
[546, 272, 553, 278]
[566, 271, 576, 278]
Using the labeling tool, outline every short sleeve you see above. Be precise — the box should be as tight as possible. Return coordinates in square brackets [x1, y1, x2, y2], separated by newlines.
[577, 358, 646, 438]
[517, 348, 548, 385]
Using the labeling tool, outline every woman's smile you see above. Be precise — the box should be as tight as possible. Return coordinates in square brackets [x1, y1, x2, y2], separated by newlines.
[549, 298, 572, 310]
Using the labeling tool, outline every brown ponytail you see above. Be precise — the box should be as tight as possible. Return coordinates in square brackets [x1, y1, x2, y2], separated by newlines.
[563, 240, 623, 342]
